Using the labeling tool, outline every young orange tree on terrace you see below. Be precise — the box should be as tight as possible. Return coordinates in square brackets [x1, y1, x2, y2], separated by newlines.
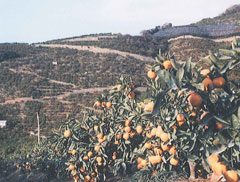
[19, 39, 240, 182]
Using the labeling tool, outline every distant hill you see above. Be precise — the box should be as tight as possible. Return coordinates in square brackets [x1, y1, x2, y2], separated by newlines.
[147, 4, 240, 38]
[196, 4, 240, 25]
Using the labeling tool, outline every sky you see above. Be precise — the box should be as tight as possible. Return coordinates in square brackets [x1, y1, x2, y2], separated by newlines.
[0, 0, 239, 43]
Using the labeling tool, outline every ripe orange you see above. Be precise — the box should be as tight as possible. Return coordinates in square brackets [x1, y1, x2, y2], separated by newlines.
[137, 157, 143, 164]
[149, 156, 157, 165]
[72, 149, 77, 155]
[94, 125, 98, 132]
[176, 114, 185, 122]
[83, 155, 89, 161]
[69, 164, 75, 170]
[224, 170, 239, 182]
[116, 134, 122, 139]
[208, 154, 219, 166]
[106, 102, 112, 108]
[213, 77, 225, 88]
[216, 123, 223, 130]
[144, 142, 152, 149]
[211, 162, 227, 175]
[64, 130, 71, 138]
[151, 128, 157, 136]
[202, 77, 213, 91]
[88, 151, 93, 158]
[137, 163, 143, 169]
[98, 136, 106, 143]
[102, 101, 106, 107]
[160, 132, 169, 142]
[72, 171, 78, 176]
[96, 156, 102, 163]
[130, 132, 136, 137]
[161, 142, 170, 151]
[136, 125, 143, 134]
[144, 102, 154, 112]
[116, 84, 121, 91]
[156, 126, 164, 137]
[200, 69, 210, 76]
[170, 158, 179, 166]
[140, 160, 147, 167]
[124, 126, 131, 133]
[95, 101, 101, 107]
[178, 120, 185, 126]
[114, 140, 119, 145]
[162, 60, 172, 70]
[97, 133, 104, 139]
[188, 92, 202, 107]
[73, 176, 79, 181]
[155, 155, 162, 163]
[129, 83, 134, 88]
[79, 167, 85, 173]
[85, 175, 91, 182]
[169, 146, 176, 154]
[125, 120, 131, 127]
[123, 132, 130, 140]
[25, 166, 31, 170]
[147, 70, 157, 79]
[153, 147, 163, 155]
[191, 111, 197, 117]
[149, 155, 162, 165]
[94, 145, 100, 153]
[128, 92, 135, 99]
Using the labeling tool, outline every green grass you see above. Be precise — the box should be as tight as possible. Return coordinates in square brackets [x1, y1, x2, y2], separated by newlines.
[0, 135, 37, 159]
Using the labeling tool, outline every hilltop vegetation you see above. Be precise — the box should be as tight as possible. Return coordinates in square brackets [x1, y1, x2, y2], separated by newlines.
[196, 4, 240, 25]
[48, 34, 169, 57]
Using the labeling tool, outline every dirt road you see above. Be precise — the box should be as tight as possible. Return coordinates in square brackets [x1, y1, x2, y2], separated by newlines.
[35, 44, 154, 62]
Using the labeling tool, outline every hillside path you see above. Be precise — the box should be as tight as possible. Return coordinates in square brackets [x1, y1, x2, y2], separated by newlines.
[168, 35, 240, 42]
[9, 68, 76, 88]
[0, 86, 147, 106]
[35, 44, 155, 62]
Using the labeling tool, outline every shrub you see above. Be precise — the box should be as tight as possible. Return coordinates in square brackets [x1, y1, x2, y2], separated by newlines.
[19, 39, 240, 182]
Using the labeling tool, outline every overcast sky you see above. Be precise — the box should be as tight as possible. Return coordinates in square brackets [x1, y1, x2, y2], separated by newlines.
[0, 0, 239, 43]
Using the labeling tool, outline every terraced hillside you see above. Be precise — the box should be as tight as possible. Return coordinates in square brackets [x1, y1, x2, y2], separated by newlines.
[0, 41, 154, 157]
[0, 28, 239, 159]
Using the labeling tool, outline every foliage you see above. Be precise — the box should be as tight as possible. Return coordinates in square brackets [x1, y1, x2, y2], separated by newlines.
[16, 39, 240, 181]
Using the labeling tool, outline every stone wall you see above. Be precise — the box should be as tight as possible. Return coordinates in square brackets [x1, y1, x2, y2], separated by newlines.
[152, 23, 240, 38]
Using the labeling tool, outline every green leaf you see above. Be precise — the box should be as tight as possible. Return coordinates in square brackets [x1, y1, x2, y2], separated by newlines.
[207, 144, 227, 154]
[187, 154, 198, 162]
[213, 116, 231, 126]
[209, 51, 218, 62]
[237, 107, 240, 120]
[152, 89, 169, 116]
[185, 57, 192, 73]
[219, 49, 235, 57]
[170, 58, 179, 70]
[176, 67, 184, 82]
[232, 114, 239, 129]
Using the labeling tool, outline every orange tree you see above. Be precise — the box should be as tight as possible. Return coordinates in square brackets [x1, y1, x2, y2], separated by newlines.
[19, 39, 240, 182]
